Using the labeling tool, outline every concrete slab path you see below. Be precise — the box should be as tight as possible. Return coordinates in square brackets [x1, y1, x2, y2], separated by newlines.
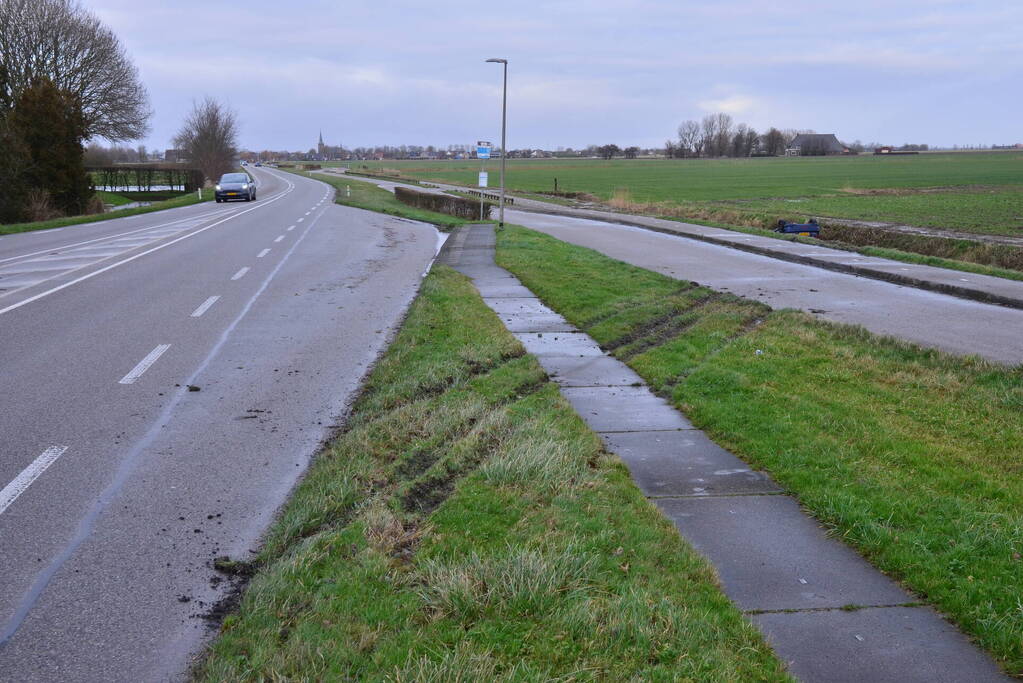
[437, 223, 1010, 682]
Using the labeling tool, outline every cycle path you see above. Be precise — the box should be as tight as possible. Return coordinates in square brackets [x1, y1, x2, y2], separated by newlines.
[436, 223, 1010, 683]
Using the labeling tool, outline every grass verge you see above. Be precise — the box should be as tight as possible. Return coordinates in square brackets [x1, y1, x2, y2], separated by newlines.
[496, 225, 1023, 675]
[196, 266, 789, 681]
[288, 170, 479, 231]
[0, 188, 212, 236]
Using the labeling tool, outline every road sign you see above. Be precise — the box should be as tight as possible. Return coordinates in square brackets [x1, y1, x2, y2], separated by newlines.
[478, 171, 488, 187]
[477, 146, 491, 159]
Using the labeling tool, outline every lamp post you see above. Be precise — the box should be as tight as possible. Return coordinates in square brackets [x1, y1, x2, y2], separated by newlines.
[485, 58, 507, 227]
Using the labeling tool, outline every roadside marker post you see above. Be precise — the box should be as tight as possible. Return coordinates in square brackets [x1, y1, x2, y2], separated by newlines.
[477, 141, 491, 221]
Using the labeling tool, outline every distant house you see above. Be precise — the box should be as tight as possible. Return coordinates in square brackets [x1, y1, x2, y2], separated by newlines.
[786, 134, 850, 156]
[164, 149, 189, 163]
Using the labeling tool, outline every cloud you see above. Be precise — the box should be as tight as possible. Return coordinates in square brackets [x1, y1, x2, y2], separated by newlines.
[86, 0, 1023, 149]
[698, 94, 758, 115]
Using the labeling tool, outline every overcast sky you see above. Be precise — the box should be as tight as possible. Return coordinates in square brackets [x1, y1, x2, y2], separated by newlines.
[88, 0, 1021, 152]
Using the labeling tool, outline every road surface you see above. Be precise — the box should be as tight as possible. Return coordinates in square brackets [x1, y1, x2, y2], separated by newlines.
[0, 167, 439, 681]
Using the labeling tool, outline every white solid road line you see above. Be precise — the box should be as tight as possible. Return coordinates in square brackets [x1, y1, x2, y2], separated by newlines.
[0, 176, 297, 317]
[190, 295, 221, 317]
[274, 235, 284, 243]
[257, 248, 271, 258]
[0, 446, 69, 516]
[118, 344, 171, 385]
[0, 209, 223, 266]
[231, 267, 250, 281]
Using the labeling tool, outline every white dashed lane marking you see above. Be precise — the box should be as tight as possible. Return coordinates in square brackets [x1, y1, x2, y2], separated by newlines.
[257, 248, 271, 258]
[190, 296, 220, 317]
[118, 344, 171, 385]
[231, 267, 249, 281]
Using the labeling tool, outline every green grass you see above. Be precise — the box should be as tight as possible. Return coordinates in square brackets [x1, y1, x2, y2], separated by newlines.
[95, 190, 134, 206]
[495, 225, 1023, 675]
[728, 188, 1023, 236]
[196, 266, 789, 681]
[342, 152, 1023, 199]
[0, 188, 212, 236]
[654, 216, 1023, 283]
[344, 153, 1023, 236]
[287, 170, 480, 230]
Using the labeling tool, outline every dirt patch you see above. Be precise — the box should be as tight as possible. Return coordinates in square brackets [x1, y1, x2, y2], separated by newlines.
[838, 184, 1002, 196]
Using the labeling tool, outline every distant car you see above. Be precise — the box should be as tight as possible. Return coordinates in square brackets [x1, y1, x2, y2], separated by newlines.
[254, 162, 262, 167]
[215, 173, 256, 202]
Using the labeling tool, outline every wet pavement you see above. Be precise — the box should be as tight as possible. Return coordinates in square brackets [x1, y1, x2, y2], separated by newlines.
[437, 223, 1010, 682]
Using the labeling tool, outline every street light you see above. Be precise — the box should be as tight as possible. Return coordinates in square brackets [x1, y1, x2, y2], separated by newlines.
[485, 58, 507, 228]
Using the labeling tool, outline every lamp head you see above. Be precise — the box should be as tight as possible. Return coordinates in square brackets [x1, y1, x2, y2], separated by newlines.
[485, 58, 508, 64]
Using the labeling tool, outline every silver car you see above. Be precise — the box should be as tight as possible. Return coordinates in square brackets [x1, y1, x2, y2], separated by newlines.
[215, 173, 256, 202]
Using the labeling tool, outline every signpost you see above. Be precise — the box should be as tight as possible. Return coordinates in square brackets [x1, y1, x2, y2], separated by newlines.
[477, 141, 491, 220]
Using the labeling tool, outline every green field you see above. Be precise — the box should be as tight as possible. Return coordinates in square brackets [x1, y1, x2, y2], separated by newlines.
[336, 153, 1023, 235]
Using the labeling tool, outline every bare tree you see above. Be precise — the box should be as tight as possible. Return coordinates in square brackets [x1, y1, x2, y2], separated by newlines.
[677, 120, 701, 158]
[173, 97, 238, 183]
[0, 0, 150, 140]
[762, 127, 786, 156]
[700, 115, 719, 156]
[712, 113, 734, 158]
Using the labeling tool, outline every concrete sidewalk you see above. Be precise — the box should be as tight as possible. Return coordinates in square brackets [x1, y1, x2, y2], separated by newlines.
[437, 223, 1010, 682]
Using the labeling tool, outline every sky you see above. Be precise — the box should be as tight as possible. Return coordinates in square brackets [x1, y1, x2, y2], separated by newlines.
[87, 0, 1022, 152]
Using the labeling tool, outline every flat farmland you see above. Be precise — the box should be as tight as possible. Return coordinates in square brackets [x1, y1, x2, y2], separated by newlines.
[340, 153, 1023, 234]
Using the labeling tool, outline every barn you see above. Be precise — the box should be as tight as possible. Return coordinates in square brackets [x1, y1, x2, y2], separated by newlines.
[786, 134, 850, 156]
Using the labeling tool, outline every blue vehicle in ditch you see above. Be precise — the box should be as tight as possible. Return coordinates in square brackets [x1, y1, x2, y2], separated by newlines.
[775, 218, 820, 238]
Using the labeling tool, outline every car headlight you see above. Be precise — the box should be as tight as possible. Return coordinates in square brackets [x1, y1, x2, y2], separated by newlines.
[215, 184, 221, 190]
[242, 184, 248, 189]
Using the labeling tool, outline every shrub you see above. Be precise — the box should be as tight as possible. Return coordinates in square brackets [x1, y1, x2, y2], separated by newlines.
[394, 186, 493, 220]
[84, 194, 106, 215]
[24, 190, 63, 222]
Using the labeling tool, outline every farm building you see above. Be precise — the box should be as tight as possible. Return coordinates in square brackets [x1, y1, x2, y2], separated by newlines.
[786, 134, 850, 156]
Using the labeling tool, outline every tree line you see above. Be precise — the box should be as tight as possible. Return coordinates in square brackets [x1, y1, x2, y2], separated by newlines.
[0, 0, 150, 223]
[665, 113, 894, 158]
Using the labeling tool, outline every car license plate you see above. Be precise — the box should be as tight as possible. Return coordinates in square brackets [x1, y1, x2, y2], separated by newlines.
[227, 192, 237, 196]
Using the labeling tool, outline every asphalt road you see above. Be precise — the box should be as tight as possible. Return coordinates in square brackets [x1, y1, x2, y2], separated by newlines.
[503, 209, 1023, 366]
[0, 167, 439, 681]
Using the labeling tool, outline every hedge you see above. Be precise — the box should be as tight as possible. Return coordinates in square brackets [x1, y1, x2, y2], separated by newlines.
[394, 186, 492, 220]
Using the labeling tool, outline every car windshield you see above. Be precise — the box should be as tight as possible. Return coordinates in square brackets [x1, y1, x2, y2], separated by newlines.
[220, 173, 248, 183]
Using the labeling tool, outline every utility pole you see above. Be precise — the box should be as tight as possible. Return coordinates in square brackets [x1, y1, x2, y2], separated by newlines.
[486, 58, 508, 227]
